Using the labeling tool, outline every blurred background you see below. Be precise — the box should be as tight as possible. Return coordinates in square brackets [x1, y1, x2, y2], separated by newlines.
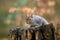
[0, 0, 60, 40]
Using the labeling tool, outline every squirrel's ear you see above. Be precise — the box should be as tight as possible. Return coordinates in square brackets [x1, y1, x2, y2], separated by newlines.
[29, 14, 33, 18]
